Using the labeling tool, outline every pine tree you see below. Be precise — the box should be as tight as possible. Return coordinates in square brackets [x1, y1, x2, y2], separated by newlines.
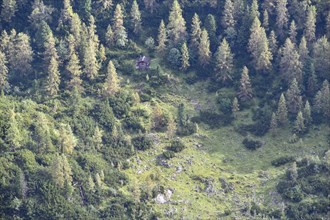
[1, 0, 17, 23]
[130, 0, 142, 34]
[222, 0, 235, 29]
[303, 100, 312, 126]
[269, 112, 278, 136]
[320, 80, 330, 118]
[232, 97, 239, 118]
[306, 64, 317, 97]
[0, 50, 8, 94]
[304, 6, 316, 44]
[103, 60, 119, 97]
[205, 14, 217, 49]
[83, 39, 100, 79]
[268, 30, 278, 55]
[280, 38, 303, 84]
[286, 78, 302, 114]
[294, 111, 305, 134]
[313, 37, 330, 80]
[34, 112, 53, 153]
[144, 0, 157, 13]
[214, 38, 233, 83]
[327, 12, 330, 39]
[67, 51, 83, 91]
[277, 93, 288, 126]
[45, 56, 60, 97]
[113, 4, 128, 47]
[190, 13, 202, 52]
[59, 123, 76, 154]
[289, 20, 297, 45]
[70, 13, 82, 46]
[263, 10, 269, 31]
[198, 29, 211, 66]
[313, 91, 323, 114]
[105, 24, 114, 47]
[167, 0, 187, 46]
[275, 0, 288, 38]
[250, 0, 260, 19]
[180, 42, 190, 71]
[248, 17, 272, 71]
[156, 20, 167, 54]
[29, 0, 54, 29]
[50, 154, 72, 188]
[238, 66, 253, 102]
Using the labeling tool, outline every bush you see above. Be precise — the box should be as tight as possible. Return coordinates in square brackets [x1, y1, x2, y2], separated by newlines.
[123, 116, 146, 133]
[163, 150, 175, 159]
[271, 156, 295, 167]
[132, 135, 153, 151]
[242, 138, 263, 150]
[167, 48, 181, 68]
[169, 138, 185, 152]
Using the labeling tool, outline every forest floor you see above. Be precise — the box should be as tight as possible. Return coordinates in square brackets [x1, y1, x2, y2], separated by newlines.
[120, 66, 329, 219]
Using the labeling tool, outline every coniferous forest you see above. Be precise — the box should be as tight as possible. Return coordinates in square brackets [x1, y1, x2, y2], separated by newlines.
[0, 0, 329, 219]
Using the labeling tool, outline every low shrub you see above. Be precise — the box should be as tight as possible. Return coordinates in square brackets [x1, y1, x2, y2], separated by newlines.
[132, 135, 153, 151]
[271, 156, 295, 167]
[169, 138, 185, 152]
[163, 150, 175, 159]
[242, 138, 263, 150]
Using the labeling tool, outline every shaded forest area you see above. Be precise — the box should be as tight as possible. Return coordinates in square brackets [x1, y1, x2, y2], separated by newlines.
[0, 0, 329, 219]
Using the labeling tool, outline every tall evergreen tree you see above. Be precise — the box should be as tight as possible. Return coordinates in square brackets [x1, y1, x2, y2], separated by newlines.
[190, 13, 202, 52]
[268, 30, 278, 55]
[113, 4, 128, 47]
[83, 39, 100, 80]
[1, 0, 17, 23]
[298, 36, 309, 64]
[304, 6, 316, 44]
[248, 17, 272, 71]
[275, 0, 289, 38]
[214, 38, 233, 83]
[222, 0, 235, 29]
[238, 66, 253, 102]
[269, 112, 278, 136]
[103, 60, 119, 97]
[167, 0, 187, 46]
[204, 14, 217, 49]
[130, 0, 142, 34]
[156, 20, 167, 54]
[144, 0, 157, 13]
[34, 112, 53, 153]
[294, 111, 305, 134]
[45, 56, 60, 97]
[180, 42, 190, 71]
[5, 109, 22, 151]
[250, 0, 260, 19]
[263, 10, 269, 31]
[303, 100, 312, 126]
[105, 24, 114, 47]
[280, 38, 302, 84]
[0, 50, 8, 94]
[232, 97, 239, 118]
[289, 20, 297, 45]
[59, 123, 76, 154]
[50, 154, 72, 188]
[277, 93, 288, 126]
[67, 52, 83, 91]
[286, 78, 302, 114]
[313, 36, 330, 80]
[198, 29, 211, 66]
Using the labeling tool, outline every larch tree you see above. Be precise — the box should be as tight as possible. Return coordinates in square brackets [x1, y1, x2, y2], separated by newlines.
[304, 6, 316, 44]
[105, 24, 114, 47]
[130, 0, 142, 34]
[214, 38, 234, 83]
[1, 0, 17, 23]
[280, 38, 302, 84]
[289, 20, 297, 45]
[269, 112, 278, 136]
[180, 42, 190, 71]
[9, 33, 33, 76]
[113, 4, 128, 47]
[232, 97, 239, 118]
[286, 78, 302, 114]
[268, 30, 278, 55]
[45, 56, 60, 97]
[263, 10, 269, 31]
[248, 17, 272, 72]
[222, 0, 235, 29]
[303, 100, 312, 126]
[83, 39, 100, 80]
[0, 50, 8, 94]
[190, 13, 202, 52]
[50, 154, 73, 188]
[275, 0, 289, 38]
[103, 60, 119, 97]
[276, 93, 288, 126]
[294, 111, 305, 134]
[167, 0, 187, 46]
[59, 123, 76, 155]
[67, 51, 83, 91]
[156, 20, 167, 54]
[238, 66, 253, 102]
[198, 29, 211, 67]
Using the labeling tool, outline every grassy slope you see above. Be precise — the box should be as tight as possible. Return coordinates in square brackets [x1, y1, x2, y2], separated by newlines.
[118, 61, 329, 219]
